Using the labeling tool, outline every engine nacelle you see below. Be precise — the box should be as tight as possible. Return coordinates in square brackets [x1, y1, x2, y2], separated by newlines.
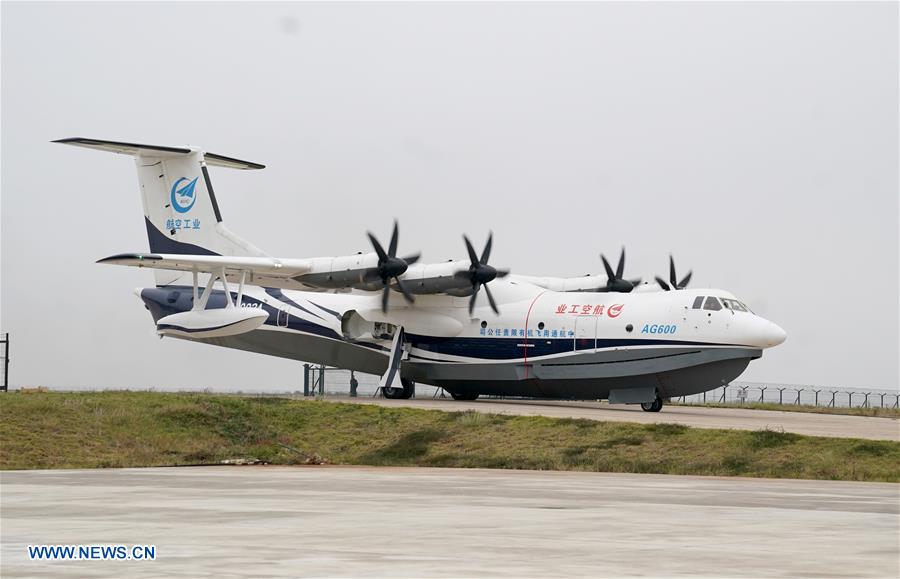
[157, 308, 269, 339]
[401, 260, 473, 295]
[290, 254, 381, 289]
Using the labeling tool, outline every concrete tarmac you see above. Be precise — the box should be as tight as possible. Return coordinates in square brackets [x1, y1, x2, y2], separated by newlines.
[2, 466, 898, 578]
[334, 397, 900, 441]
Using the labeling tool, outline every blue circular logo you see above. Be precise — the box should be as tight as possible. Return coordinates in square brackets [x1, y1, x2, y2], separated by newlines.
[170, 177, 199, 213]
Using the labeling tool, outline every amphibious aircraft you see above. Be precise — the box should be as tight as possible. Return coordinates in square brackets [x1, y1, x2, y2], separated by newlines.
[56, 138, 786, 412]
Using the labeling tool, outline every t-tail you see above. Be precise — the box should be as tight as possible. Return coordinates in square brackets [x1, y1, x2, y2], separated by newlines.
[53, 138, 268, 285]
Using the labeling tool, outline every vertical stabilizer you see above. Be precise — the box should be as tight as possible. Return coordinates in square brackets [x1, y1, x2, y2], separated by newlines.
[54, 138, 269, 285]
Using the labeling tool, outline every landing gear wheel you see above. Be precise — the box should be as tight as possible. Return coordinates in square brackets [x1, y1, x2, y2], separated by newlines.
[641, 396, 663, 412]
[449, 391, 480, 401]
[384, 378, 415, 400]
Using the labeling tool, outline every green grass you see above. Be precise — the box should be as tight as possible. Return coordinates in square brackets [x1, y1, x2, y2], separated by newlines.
[671, 400, 900, 418]
[1, 391, 898, 482]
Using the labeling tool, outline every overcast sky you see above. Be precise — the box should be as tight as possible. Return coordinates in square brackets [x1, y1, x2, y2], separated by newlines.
[2, 2, 897, 392]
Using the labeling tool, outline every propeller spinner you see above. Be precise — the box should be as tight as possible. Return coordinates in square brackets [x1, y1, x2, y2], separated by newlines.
[654, 254, 692, 291]
[364, 220, 420, 312]
[455, 233, 509, 315]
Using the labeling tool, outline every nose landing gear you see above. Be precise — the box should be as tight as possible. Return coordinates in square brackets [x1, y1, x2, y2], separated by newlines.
[641, 396, 664, 412]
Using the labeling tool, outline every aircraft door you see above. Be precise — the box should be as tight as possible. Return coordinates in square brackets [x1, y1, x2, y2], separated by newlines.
[574, 316, 597, 352]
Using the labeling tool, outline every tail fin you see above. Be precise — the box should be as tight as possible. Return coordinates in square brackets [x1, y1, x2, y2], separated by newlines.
[54, 138, 268, 259]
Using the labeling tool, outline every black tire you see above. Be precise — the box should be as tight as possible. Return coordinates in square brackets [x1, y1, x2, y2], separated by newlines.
[449, 391, 480, 401]
[641, 396, 663, 412]
[384, 378, 415, 400]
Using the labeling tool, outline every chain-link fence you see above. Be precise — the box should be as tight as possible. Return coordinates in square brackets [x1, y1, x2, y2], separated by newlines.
[675, 382, 899, 409]
[292, 367, 898, 408]
[298, 366, 445, 398]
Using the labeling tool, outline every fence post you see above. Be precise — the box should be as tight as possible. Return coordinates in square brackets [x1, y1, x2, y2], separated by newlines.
[1, 333, 8, 392]
[863, 393, 870, 408]
[829, 390, 836, 407]
[777, 387, 786, 405]
[303, 364, 310, 396]
[759, 386, 767, 403]
[318, 364, 325, 396]
[847, 392, 855, 408]
[814, 389, 821, 406]
[719, 386, 728, 404]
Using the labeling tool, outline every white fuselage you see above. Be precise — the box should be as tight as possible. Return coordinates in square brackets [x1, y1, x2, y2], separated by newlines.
[139, 278, 785, 400]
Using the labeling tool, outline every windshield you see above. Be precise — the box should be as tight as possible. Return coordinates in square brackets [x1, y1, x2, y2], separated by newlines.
[721, 298, 752, 313]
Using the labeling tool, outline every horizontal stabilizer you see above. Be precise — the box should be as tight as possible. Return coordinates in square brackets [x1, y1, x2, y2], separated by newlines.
[52, 137, 265, 170]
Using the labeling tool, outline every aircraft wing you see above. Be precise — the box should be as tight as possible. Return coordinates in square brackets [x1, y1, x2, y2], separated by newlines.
[97, 252, 321, 291]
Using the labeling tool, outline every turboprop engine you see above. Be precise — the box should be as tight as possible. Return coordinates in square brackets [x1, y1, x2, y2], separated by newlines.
[156, 308, 268, 339]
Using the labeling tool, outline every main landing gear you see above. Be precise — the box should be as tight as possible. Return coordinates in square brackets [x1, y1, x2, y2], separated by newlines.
[641, 396, 664, 413]
[383, 377, 415, 400]
[449, 391, 480, 401]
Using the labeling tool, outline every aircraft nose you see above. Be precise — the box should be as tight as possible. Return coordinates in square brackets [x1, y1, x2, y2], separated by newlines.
[762, 321, 787, 348]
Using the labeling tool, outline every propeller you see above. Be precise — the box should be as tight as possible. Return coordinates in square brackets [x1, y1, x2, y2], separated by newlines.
[598, 247, 641, 293]
[654, 254, 692, 291]
[363, 220, 420, 312]
[455, 233, 509, 315]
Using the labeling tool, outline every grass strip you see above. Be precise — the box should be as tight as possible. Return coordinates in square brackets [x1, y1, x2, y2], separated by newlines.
[1, 391, 898, 482]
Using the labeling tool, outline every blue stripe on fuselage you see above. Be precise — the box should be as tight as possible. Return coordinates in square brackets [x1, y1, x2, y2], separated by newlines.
[405, 333, 747, 360]
[140, 287, 747, 361]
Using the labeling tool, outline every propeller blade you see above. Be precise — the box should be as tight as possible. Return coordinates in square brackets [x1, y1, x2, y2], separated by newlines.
[495, 269, 510, 278]
[394, 277, 415, 304]
[388, 220, 399, 257]
[381, 285, 390, 313]
[367, 232, 388, 262]
[655, 276, 671, 291]
[463, 235, 479, 266]
[669, 255, 677, 288]
[483, 283, 499, 315]
[481, 232, 493, 264]
[600, 254, 616, 282]
[468, 283, 481, 315]
[679, 271, 693, 289]
[629, 278, 642, 287]
[402, 253, 421, 266]
[616, 247, 625, 279]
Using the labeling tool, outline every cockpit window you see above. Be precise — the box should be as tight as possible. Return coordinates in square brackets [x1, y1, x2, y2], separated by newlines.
[691, 296, 704, 309]
[703, 296, 722, 311]
[721, 298, 748, 312]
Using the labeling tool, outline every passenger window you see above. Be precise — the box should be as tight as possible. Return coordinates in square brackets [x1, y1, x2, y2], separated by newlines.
[703, 297, 722, 311]
[692, 296, 704, 309]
